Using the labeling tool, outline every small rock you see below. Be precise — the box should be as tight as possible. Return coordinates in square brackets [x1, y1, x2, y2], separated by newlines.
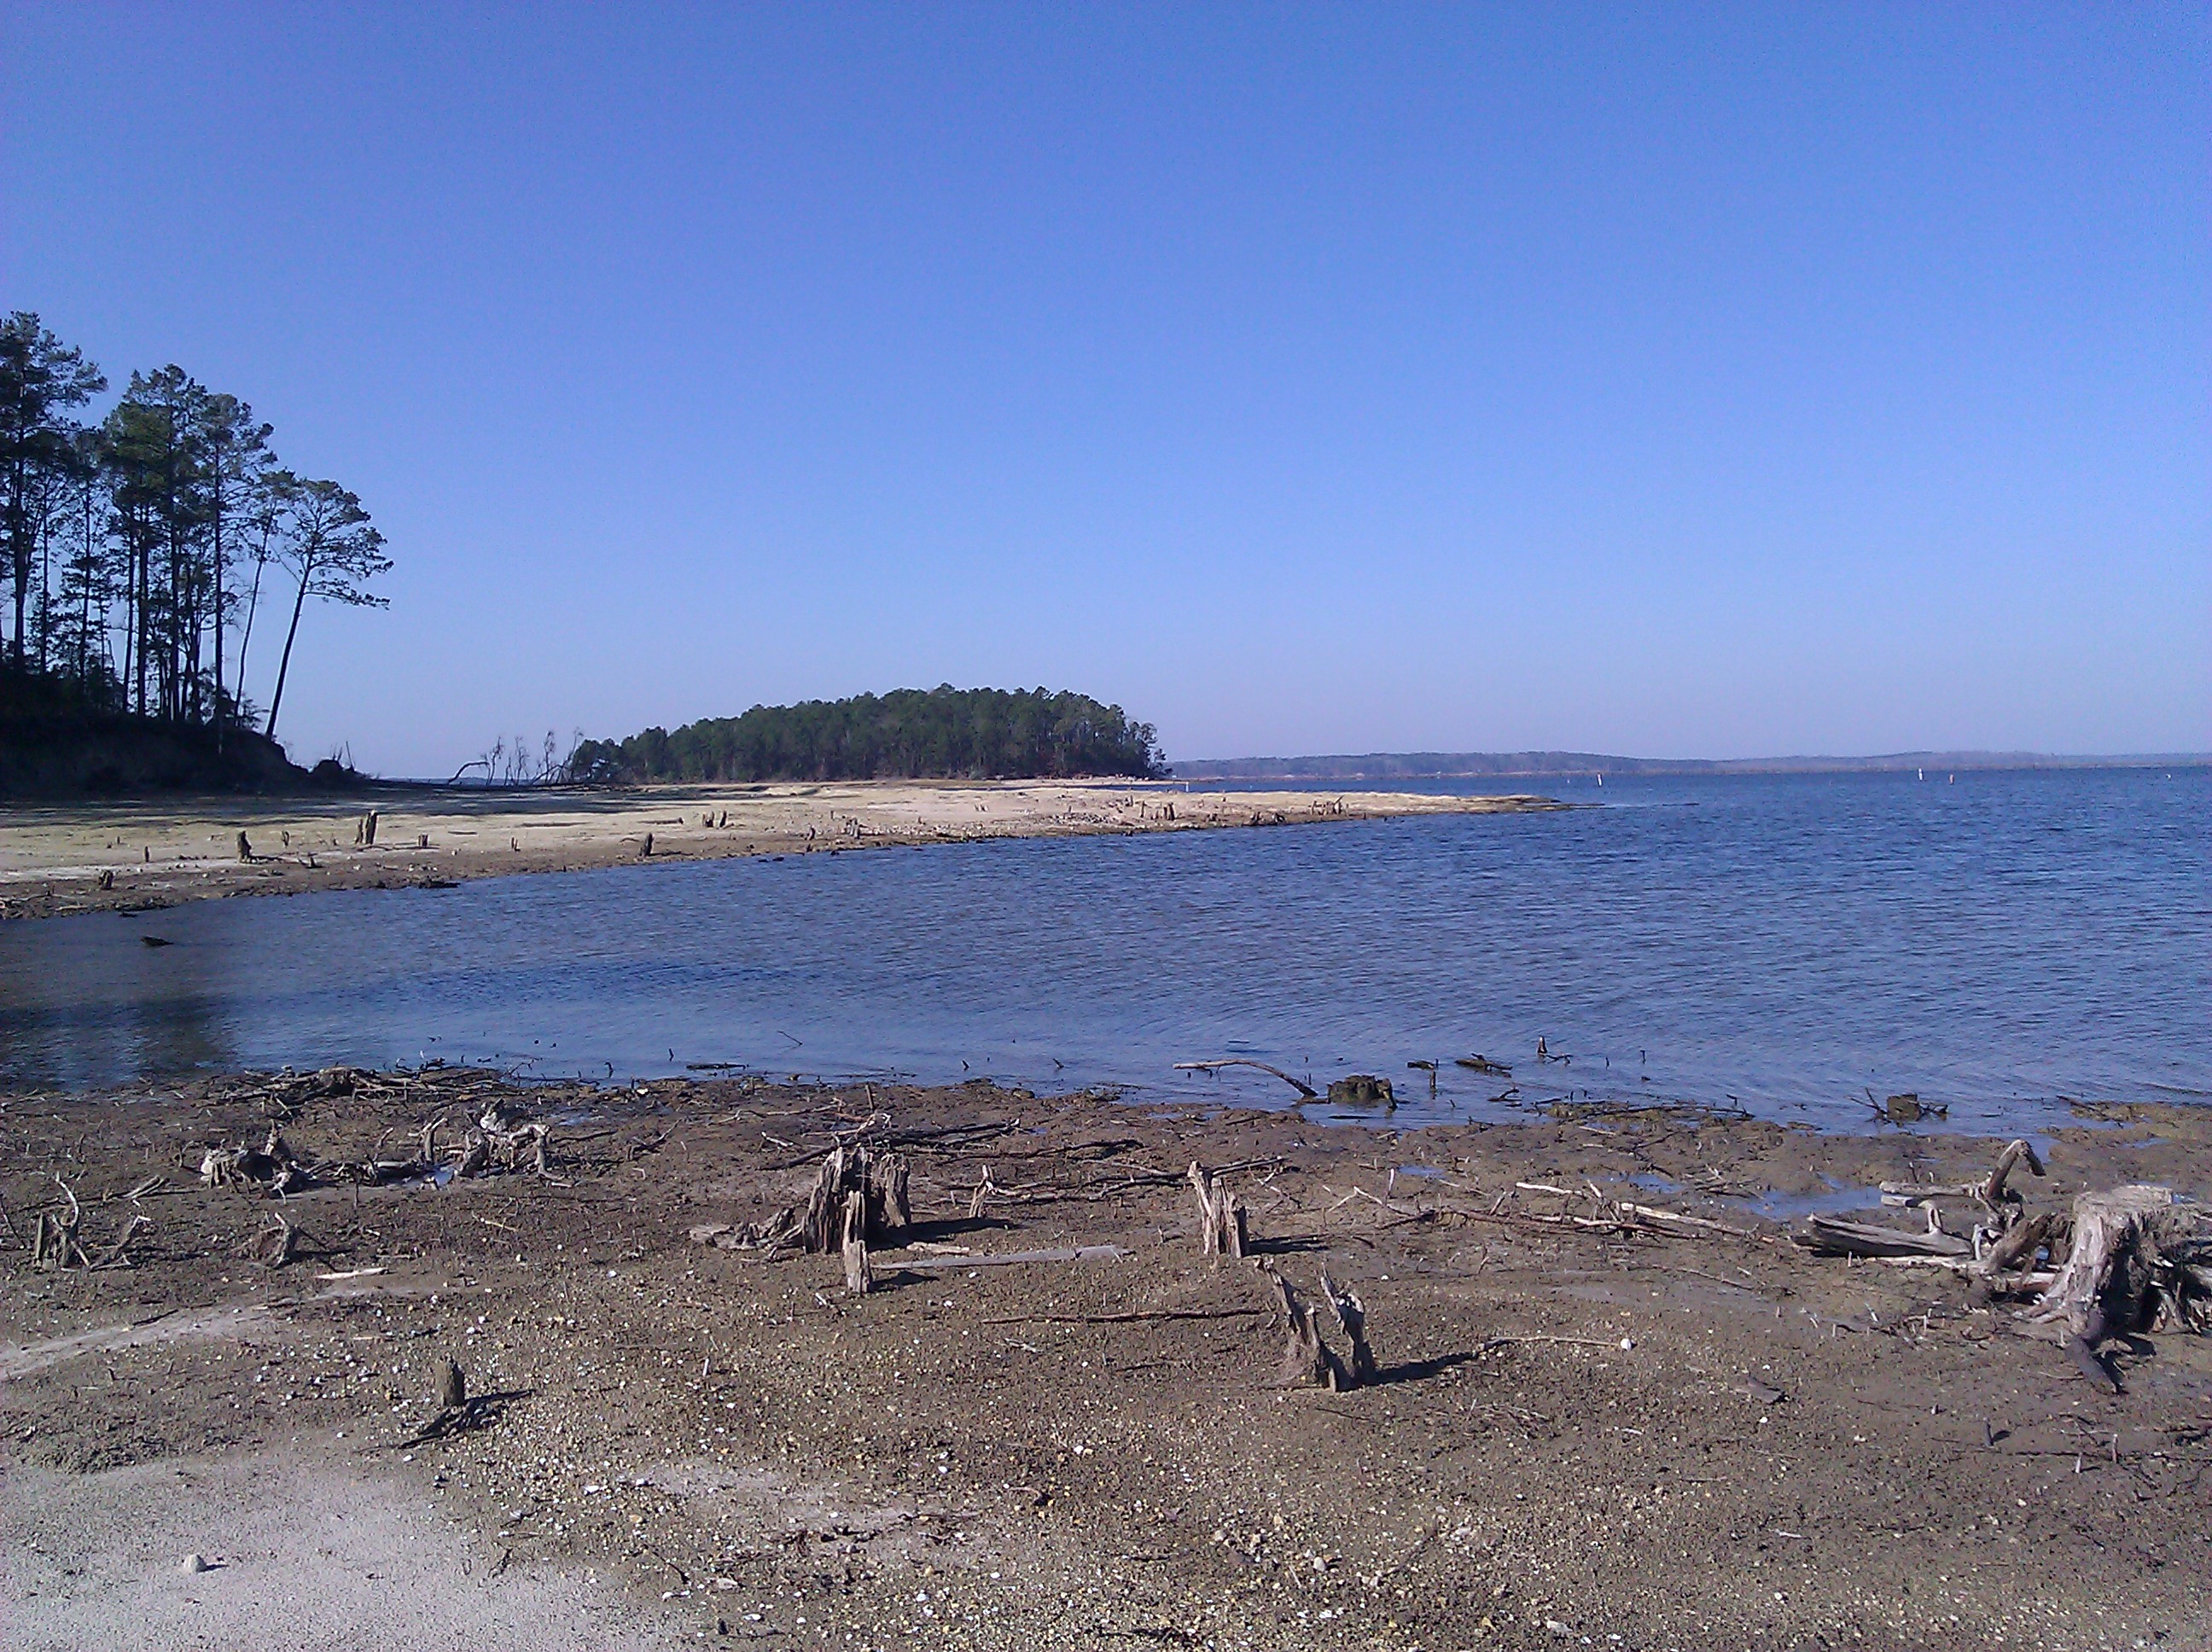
[180, 1553, 209, 1574]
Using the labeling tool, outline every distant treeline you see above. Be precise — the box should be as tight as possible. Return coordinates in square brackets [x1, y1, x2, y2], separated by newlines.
[1173, 749, 2211, 781]
[568, 687, 1167, 783]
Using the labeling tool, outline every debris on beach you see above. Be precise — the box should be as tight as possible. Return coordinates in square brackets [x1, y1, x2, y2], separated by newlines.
[1793, 1135, 2211, 1391]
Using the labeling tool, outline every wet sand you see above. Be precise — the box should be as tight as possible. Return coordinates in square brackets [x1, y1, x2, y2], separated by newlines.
[0, 779, 1558, 920]
[4, 1069, 2208, 1649]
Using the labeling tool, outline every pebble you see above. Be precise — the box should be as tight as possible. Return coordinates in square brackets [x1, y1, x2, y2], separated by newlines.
[180, 1553, 209, 1574]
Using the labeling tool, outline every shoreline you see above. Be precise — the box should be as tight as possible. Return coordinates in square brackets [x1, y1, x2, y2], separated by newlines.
[4, 1067, 2208, 1649]
[0, 778, 1561, 921]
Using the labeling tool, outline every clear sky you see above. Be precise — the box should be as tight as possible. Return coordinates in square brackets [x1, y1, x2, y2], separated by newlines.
[4, 4, 2205, 771]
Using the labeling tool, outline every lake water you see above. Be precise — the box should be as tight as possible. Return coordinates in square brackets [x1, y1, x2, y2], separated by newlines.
[3, 767, 2205, 1131]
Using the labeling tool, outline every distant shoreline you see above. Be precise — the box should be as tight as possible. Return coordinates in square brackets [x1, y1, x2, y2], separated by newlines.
[1171, 748, 2211, 782]
[0, 777, 1561, 921]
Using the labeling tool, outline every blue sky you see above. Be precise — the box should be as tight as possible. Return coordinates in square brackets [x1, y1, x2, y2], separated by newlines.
[4, 3, 2205, 771]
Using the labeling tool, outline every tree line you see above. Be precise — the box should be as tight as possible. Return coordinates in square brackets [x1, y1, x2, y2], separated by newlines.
[568, 687, 1168, 783]
[0, 311, 390, 742]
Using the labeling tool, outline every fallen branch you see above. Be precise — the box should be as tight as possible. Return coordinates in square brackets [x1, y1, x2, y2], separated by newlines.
[1173, 1060, 1318, 1100]
[1794, 1214, 1970, 1259]
[981, 1307, 1268, 1326]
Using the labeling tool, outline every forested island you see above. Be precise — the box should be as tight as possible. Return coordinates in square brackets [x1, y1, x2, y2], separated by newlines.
[1, 312, 388, 794]
[568, 686, 1167, 782]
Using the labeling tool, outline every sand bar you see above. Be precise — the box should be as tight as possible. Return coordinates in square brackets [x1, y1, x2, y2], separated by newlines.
[0, 779, 1558, 919]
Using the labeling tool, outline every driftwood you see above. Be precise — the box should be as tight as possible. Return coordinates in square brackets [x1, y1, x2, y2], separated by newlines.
[1880, 1138, 2046, 1211]
[1982, 1210, 2069, 1278]
[1795, 1214, 1970, 1259]
[1173, 1060, 1318, 1100]
[1454, 1055, 1512, 1077]
[1811, 1139, 2057, 1259]
[29, 1181, 147, 1272]
[899, 1244, 1124, 1271]
[1809, 1138, 2211, 1394]
[2021, 1185, 2212, 1391]
[1188, 1163, 1248, 1259]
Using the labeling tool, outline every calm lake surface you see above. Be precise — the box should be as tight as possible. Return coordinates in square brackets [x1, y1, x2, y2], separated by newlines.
[3, 768, 2205, 1131]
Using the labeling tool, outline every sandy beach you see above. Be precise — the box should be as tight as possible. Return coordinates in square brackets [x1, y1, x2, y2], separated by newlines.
[3, 1068, 2208, 1649]
[0, 780, 1558, 921]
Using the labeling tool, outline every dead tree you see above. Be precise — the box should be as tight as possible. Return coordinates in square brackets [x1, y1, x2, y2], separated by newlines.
[1172, 1059, 1318, 1099]
[1188, 1162, 1248, 1258]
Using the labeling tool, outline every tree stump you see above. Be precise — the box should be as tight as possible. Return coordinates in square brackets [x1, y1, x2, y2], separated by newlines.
[1187, 1163, 1247, 1258]
[1319, 1267, 1377, 1386]
[797, 1144, 914, 1254]
[1266, 1264, 1353, 1390]
[1327, 1074, 1394, 1107]
[841, 1190, 872, 1294]
[434, 1357, 467, 1410]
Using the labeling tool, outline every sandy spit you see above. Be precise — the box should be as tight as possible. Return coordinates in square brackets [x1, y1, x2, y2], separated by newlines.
[0, 778, 1558, 919]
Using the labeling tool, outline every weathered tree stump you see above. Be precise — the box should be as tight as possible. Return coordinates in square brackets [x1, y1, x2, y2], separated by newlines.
[841, 1190, 872, 1294]
[1328, 1074, 1394, 1107]
[797, 1143, 914, 1254]
[1319, 1267, 1377, 1386]
[1266, 1263, 1356, 1390]
[434, 1357, 467, 1409]
[1187, 1162, 1247, 1258]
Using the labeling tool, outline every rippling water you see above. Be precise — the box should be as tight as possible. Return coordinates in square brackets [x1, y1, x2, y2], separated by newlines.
[2, 767, 2204, 1131]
